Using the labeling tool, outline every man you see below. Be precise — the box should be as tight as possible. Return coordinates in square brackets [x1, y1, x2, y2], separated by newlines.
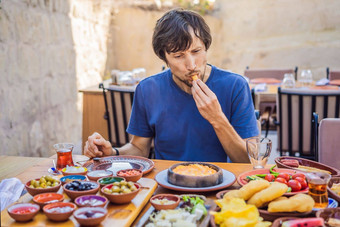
[84, 9, 258, 163]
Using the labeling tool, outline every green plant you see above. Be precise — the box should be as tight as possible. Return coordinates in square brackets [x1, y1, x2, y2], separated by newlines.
[175, 0, 215, 15]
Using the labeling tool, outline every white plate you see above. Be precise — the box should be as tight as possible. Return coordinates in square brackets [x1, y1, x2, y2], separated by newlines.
[155, 169, 236, 192]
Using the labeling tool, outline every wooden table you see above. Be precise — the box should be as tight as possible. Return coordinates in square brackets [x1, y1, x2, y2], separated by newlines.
[1, 155, 256, 226]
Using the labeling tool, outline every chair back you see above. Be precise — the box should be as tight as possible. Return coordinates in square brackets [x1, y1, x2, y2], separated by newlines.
[244, 67, 298, 80]
[277, 87, 340, 161]
[318, 118, 340, 167]
[100, 83, 135, 147]
[327, 68, 340, 80]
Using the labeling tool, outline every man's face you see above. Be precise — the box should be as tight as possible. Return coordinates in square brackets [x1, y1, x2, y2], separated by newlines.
[165, 29, 207, 88]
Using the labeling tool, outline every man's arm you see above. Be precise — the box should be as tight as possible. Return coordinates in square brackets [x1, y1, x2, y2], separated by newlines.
[191, 79, 251, 163]
[84, 132, 152, 158]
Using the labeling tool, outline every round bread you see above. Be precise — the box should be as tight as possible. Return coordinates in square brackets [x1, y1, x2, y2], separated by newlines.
[167, 162, 223, 188]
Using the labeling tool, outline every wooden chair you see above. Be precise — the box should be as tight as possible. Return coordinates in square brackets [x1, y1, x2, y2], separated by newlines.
[276, 87, 340, 161]
[318, 116, 340, 167]
[245, 66, 298, 80]
[326, 67, 340, 80]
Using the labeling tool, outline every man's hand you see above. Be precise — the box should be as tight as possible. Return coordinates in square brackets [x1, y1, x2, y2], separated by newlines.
[191, 79, 223, 125]
[84, 132, 112, 158]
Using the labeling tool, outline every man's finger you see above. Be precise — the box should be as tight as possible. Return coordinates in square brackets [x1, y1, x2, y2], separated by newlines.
[196, 79, 215, 97]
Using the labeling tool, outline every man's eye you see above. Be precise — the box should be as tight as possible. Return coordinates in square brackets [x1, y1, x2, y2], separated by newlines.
[174, 55, 182, 58]
[193, 49, 201, 53]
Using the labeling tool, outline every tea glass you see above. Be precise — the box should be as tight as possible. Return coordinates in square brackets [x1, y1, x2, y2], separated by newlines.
[246, 137, 272, 169]
[306, 172, 331, 209]
[299, 69, 313, 87]
[282, 73, 295, 88]
[53, 143, 74, 170]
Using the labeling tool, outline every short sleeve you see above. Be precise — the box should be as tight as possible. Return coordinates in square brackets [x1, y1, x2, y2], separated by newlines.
[230, 80, 259, 138]
[126, 84, 154, 137]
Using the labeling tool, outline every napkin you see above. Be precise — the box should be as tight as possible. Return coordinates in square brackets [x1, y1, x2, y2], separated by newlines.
[254, 83, 267, 92]
[315, 78, 329, 86]
[0, 178, 24, 211]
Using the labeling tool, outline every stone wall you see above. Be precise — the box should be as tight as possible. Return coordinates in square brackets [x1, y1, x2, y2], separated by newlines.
[109, 1, 340, 79]
[1, 0, 339, 157]
[0, 0, 114, 157]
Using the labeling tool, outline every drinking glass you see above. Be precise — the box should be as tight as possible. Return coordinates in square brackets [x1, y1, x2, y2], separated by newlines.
[282, 73, 295, 88]
[53, 143, 74, 170]
[246, 137, 272, 169]
[300, 69, 313, 87]
[305, 172, 331, 209]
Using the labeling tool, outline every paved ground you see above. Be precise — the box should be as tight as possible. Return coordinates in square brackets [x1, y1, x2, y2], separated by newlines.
[266, 130, 279, 164]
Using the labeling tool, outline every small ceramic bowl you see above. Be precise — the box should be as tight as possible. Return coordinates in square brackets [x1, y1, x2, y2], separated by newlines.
[97, 176, 125, 188]
[87, 170, 113, 181]
[73, 207, 108, 226]
[62, 166, 88, 176]
[25, 178, 61, 196]
[63, 181, 99, 200]
[150, 194, 180, 210]
[43, 202, 76, 222]
[316, 207, 340, 226]
[60, 175, 87, 185]
[33, 192, 64, 209]
[7, 203, 40, 222]
[116, 169, 143, 182]
[75, 195, 108, 208]
[101, 182, 141, 204]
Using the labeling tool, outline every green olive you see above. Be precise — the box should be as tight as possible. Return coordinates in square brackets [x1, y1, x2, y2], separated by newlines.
[122, 188, 131, 194]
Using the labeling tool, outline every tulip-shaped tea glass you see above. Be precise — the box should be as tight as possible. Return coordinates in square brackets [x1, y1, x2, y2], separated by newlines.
[282, 73, 296, 88]
[305, 172, 331, 209]
[246, 137, 272, 169]
[53, 143, 74, 170]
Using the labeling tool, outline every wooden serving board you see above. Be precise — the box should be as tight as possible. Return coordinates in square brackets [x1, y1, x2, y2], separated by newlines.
[1, 178, 157, 227]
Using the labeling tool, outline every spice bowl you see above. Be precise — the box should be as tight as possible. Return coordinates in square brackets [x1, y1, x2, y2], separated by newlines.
[150, 194, 180, 210]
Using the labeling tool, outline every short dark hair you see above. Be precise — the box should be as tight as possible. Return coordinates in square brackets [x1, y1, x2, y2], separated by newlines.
[152, 8, 212, 63]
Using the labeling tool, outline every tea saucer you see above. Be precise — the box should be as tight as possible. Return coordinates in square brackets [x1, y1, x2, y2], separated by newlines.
[48, 167, 61, 175]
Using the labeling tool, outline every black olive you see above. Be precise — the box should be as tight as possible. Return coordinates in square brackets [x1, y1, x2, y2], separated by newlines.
[79, 185, 85, 190]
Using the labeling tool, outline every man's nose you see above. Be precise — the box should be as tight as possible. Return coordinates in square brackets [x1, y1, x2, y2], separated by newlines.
[185, 55, 196, 71]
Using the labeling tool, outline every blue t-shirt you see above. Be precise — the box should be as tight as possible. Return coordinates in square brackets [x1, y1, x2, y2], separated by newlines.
[127, 65, 258, 162]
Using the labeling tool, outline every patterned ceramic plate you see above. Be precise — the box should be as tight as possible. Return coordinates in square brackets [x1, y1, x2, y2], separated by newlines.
[82, 155, 154, 175]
